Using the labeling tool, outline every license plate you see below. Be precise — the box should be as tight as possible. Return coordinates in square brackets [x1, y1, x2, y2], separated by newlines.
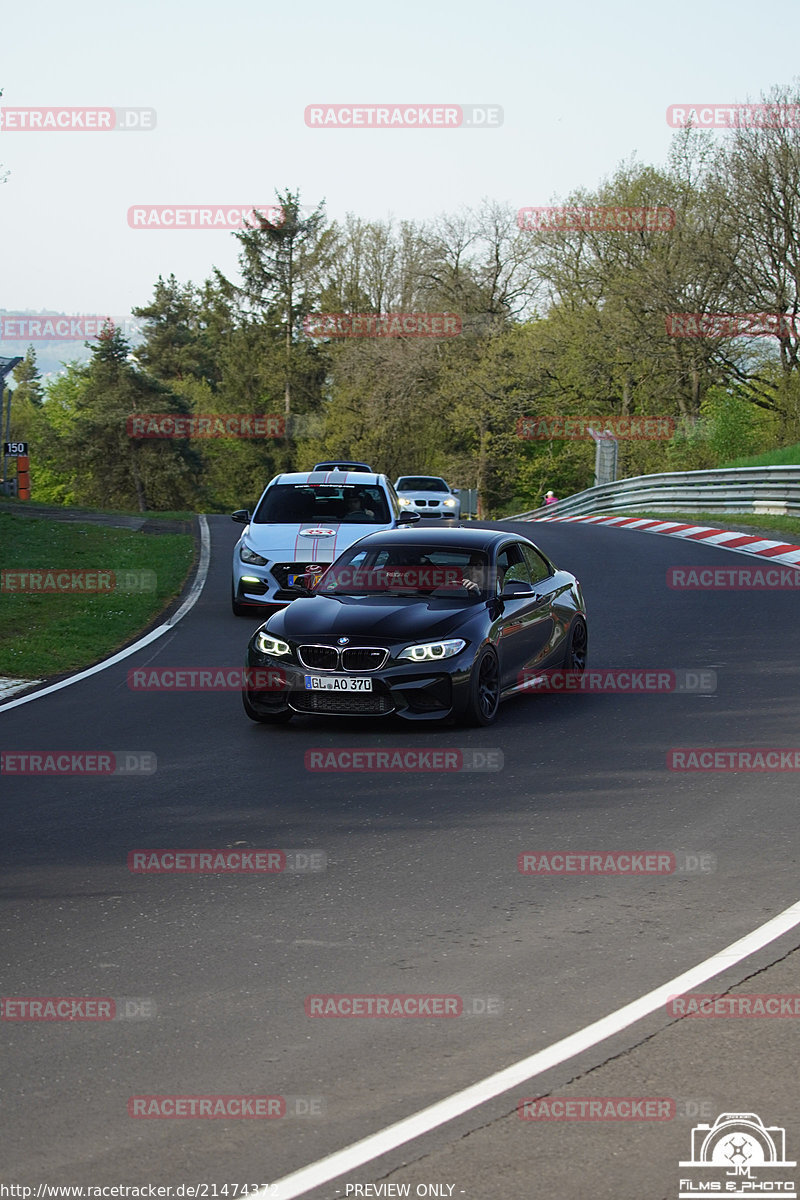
[289, 572, 322, 587]
[304, 676, 372, 692]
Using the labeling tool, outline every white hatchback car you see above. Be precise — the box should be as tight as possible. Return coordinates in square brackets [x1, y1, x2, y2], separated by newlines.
[231, 469, 418, 616]
[393, 476, 461, 521]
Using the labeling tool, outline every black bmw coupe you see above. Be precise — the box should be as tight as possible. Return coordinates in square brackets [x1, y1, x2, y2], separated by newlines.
[242, 526, 587, 726]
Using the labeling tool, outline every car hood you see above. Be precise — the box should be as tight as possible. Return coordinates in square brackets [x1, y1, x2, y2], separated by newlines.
[399, 492, 453, 502]
[242, 521, 389, 560]
[267, 594, 479, 643]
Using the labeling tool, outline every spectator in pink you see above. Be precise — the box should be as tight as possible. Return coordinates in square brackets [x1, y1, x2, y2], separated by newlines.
[544, 489, 558, 506]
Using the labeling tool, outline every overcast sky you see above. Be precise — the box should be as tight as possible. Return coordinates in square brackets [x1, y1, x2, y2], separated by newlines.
[1, 0, 798, 329]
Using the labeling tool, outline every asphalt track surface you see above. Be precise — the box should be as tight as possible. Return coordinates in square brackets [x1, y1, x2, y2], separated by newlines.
[2, 515, 799, 1197]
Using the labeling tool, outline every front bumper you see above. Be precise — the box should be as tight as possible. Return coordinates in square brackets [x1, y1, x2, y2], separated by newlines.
[244, 646, 475, 721]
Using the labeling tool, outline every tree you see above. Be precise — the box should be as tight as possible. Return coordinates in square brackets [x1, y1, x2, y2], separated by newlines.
[227, 190, 334, 417]
[54, 324, 202, 511]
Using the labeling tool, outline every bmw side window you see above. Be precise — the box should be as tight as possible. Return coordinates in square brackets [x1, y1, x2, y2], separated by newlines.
[521, 544, 553, 584]
[496, 546, 531, 591]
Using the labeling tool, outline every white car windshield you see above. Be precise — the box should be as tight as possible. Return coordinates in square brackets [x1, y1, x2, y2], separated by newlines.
[253, 484, 391, 524]
[396, 477, 450, 492]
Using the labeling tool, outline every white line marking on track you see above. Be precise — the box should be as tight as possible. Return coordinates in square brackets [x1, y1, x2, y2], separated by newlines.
[0, 516, 210, 714]
[260, 897, 800, 1200]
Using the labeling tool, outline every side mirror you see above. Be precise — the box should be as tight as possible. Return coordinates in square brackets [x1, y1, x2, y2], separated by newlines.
[501, 579, 536, 598]
[231, 509, 251, 525]
[397, 511, 422, 524]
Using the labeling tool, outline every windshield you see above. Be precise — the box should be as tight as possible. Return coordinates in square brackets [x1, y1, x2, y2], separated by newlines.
[395, 477, 450, 493]
[253, 483, 390, 524]
[315, 545, 490, 598]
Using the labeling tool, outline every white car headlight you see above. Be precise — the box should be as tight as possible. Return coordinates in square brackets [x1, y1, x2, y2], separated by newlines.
[398, 638, 466, 663]
[255, 632, 292, 657]
[398, 497, 413, 507]
[240, 544, 268, 566]
[443, 497, 457, 507]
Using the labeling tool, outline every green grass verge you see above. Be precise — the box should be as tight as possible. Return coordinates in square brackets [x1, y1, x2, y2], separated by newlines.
[721, 442, 800, 468]
[618, 511, 800, 539]
[0, 514, 195, 679]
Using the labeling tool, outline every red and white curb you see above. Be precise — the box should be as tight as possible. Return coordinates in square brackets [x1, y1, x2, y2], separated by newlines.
[523, 513, 800, 566]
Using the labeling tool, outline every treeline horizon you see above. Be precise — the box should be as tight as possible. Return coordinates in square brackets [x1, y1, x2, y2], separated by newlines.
[7, 81, 800, 515]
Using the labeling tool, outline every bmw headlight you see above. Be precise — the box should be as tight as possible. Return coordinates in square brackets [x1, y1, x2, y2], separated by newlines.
[398, 638, 466, 663]
[255, 632, 292, 657]
[240, 544, 268, 566]
[398, 497, 413, 507]
[443, 497, 457, 507]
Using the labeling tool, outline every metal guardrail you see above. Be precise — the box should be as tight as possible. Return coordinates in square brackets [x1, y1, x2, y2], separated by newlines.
[508, 465, 800, 522]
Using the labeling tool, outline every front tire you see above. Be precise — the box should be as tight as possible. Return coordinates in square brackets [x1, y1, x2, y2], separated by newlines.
[564, 617, 588, 671]
[459, 646, 500, 727]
